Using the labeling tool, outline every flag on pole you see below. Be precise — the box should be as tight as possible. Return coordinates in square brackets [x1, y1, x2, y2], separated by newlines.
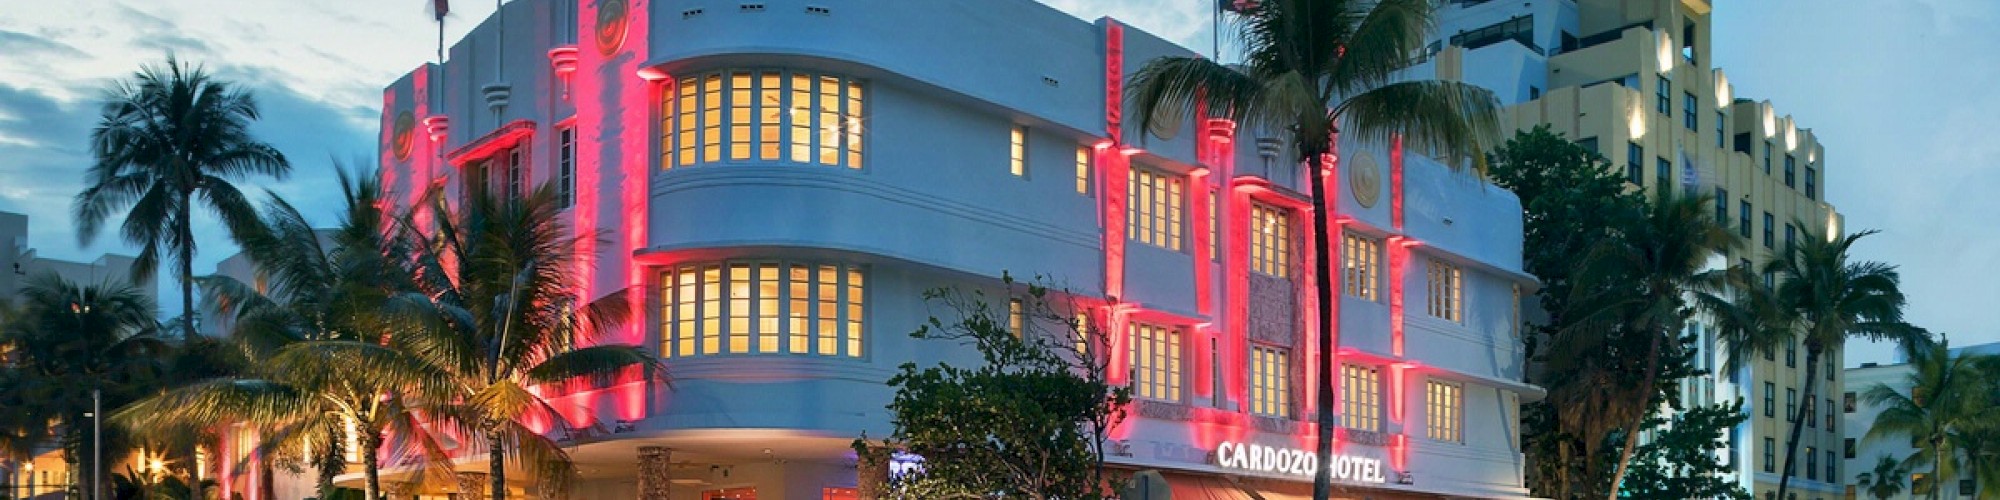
[1221, 0, 1261, 14]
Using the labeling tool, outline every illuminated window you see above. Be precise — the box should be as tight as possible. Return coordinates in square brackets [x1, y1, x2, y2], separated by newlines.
[1426, 258, 1462, 322]
[1010, 126, 1027, 177]
[1073, 313, 1091, 355]
[662, 70, 864, 169]
[660, 261, 864, 358]
[1250, 345, 1291, 417]
[1007, 299, 1024, 338]
[1343, 234, 1380, 301]
[1207, 190, 1218, 259]
[1341, 364, 1381, 431]
[1426, 379, 1463, 443]
[1250, 203, 1292, 277]
[1127, 166, 1184, 251]
[1130, 323, 1182, 402]
[1074, 146, 1091, 195]
[557, 127, 575, 209]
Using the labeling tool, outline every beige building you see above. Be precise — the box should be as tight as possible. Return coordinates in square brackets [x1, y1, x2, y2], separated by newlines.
[1429, 0, 1843, 498]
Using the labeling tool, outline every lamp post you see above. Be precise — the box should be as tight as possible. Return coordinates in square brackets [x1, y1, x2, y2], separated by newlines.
[83, 389, 100, 500]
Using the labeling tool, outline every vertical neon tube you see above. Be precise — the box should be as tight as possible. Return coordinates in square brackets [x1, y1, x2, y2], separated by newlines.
[1101, 21, 1127, 301]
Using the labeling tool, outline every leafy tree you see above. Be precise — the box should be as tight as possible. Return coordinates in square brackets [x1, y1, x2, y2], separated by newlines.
[74, 56, 290, 343]
[392, 183, 664, 500]
[867, 276, 1130, 500]
[1618, 400, 1751, 499]
[1864, 339, 1990, 500]
[1714, 227, 1925, 500]
[1126, 2, 1499, 497]
[1855, 454, 1909, 500]
[114, 168, 458, 500]
[0, 275, 167, 498]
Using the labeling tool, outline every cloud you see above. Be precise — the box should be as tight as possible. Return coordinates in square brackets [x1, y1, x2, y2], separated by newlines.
[0, 29, 86, 59]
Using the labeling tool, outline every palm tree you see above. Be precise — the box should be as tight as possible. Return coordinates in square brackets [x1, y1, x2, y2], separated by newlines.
[1865, 339, 1988, 500]
[74, 56, 291, 342]
[114, 167, 460, 500]
[1551, 193, 1733, 497]
[1856, 455, 1910, 500]
[1125, 3, 1497, 497]
[392, 183, 663, 500]
[0, 275, 167, 498]
[1726, 227, 1923, 500]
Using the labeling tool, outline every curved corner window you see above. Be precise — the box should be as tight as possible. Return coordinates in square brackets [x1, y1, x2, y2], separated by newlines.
[660, 261, 864, 358]
[660, 70, 864, 169]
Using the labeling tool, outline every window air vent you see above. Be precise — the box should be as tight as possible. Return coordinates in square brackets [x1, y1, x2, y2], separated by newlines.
[682, 8, 705, 19]
[740, 4, 765, 12]
[805, 5, 831, 15]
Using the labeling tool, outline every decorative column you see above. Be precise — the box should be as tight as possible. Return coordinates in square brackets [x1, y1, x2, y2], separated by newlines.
[855, 444, 893, 500]
[387, 481, 420, 500]
[638, 446, 672, 500]
[455, 472, 490, 500]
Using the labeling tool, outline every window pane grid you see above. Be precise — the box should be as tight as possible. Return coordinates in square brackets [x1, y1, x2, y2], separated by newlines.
[1251, 203, 1291, 277]
[1127, 167, 1184, 251]
[1010, 127, 1027, 177]
[1074, 146, 1091, 195]
[558, 127, 575, 208]
[1427, 259, 1463, 321]
[1342, 364, 1381, 431]
[660, 261, 864, 358]
[1130, 323, 1181, 402]
[1251, 346, 1291, 417]
[1426, 380, 1463, 442]
[1343, 234, 1380, 300]
[658, 70, 863, 169]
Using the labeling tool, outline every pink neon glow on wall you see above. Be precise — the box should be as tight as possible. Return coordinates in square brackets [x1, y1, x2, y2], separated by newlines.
[1390, 134, 1405, 230]
[1101, 21, 1128, 301]
[1223, 185, 1251, 411]
[1389, 236, 1407, 357]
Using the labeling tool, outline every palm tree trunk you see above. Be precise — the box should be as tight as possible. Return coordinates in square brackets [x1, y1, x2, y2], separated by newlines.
[179, 199, 196, 343]
[1604, 323, 1668, 500]
[1932, 436, 1944, 500]
[1305, 147, 1339, 500]
[1776, 348, 1821, 500]
[489, 432, 507, 500]
[363, 429, 383, 500]
[316, 449, 336, 500]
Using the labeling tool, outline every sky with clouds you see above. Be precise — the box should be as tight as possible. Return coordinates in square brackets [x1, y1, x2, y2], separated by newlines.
[0, 0, 1992, 366]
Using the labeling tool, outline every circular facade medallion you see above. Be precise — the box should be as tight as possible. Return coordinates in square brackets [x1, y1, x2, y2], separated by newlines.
[1348, 150, 1382, 209]
[596, 0, 630, 56]
[391, 110, 416, 161]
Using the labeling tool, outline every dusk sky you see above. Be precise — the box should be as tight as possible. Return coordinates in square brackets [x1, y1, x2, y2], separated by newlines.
[0, 0, 1990, 367]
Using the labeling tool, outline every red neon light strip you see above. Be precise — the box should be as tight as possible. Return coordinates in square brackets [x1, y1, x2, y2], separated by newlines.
[1101, 21, 1127, 301]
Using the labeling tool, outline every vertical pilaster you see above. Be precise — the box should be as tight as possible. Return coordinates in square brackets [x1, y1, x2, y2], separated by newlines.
[638, 446, 672, 500]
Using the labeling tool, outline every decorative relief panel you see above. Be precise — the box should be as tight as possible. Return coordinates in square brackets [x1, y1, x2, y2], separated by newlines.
[1248, 273, 1296, 345]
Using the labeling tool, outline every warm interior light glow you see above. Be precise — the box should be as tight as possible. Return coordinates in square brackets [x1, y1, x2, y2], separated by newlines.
[1627, 100, 1647, 140]
[1656, 31, 1675, 73]
[1713, 70, 1731, 107]
[1762, 105, 1776, 137]
[1784, 118, 1798, 151]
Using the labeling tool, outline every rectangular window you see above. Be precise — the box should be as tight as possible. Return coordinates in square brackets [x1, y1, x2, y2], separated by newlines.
[1763, 211, 1775, 249]
[1807, 394, 1816, 427]
[1739, 201, 1753, 238]
[1655, 156, 1671, 195]
[1764, 141, 1773, 174]
[1683, 92, 1697, 130]
[1250, 345, 1292, 417]
[1007, 299, 1024, 338]
[1784, 154, 1796, 187]
[1656, 76, 1671, 115]
[660, 261, 864, 358]
[1626, 142, 1642, 184]
[1764, 382, 1775, 417]
[1844, 392, 1856, 413]
[1806, 446, 1818, 480]
[1074, 146, 1091, 195]
[1714, 187, 1728, 224]
[1130, 323, 1182, 402]
[1250, 203, 1292, 277]
[506, 147, 524, 199]
[1785, 223, 1796, 255]
[1827, 397, 1836, 430]
[1786, 338, 1796, 367]
[1844, 438, 1856, 459]
[1787, 388, 1797, 420]
[1208, 190, 1218, 259]
[1764, 438, 1775, 472]
[1343, 234, 1381, 301]
[1806, 166, 1818, 200]
[557, 127, 575, 208]
[1426, 379, 1463, 443]
[1128, 167, 1185, 251]
[1427, 259, 1463, 322]
[1342, 364, 1382, 431]
[1715, 111, 1726, 148]
[1010, 126, 1028, 177]
[663, 70, 863, 168]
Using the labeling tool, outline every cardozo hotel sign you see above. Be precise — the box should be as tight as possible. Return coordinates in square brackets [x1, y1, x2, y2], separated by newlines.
[1212, 441, 1388, 484]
